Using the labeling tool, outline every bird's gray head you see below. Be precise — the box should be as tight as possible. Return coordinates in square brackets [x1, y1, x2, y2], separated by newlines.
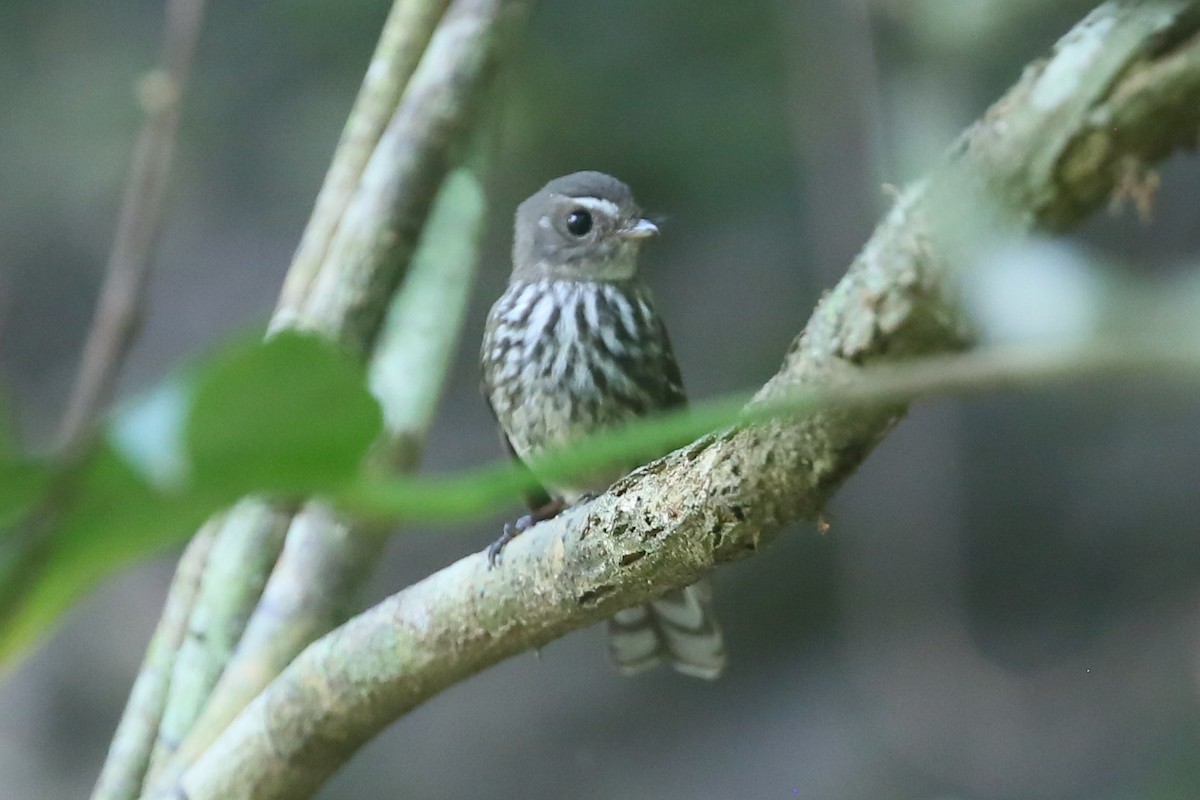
[512, 171, 658, 282]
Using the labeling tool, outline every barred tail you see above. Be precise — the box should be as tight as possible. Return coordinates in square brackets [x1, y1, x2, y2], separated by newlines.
[606, 579, 725, 679]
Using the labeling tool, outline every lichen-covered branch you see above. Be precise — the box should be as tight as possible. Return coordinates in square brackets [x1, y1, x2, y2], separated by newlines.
[273, 0, 529, 354]
[143, 499, 289, 782]
[176, 4, 527, 755]
[275, 0, 451, 316]
[171, 4, 1200, 798]
[89, 523, 216, 800]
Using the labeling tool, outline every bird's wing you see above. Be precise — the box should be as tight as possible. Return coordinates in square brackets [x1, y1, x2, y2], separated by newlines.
[651, 311, 688, 411]
[483, 392, 553, 512]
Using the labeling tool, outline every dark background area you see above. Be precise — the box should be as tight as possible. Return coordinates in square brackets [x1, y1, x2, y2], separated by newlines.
[3, 1, 1200, 798]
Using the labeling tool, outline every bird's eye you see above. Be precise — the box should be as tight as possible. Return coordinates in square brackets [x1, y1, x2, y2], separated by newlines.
[565, 209, 593, 237]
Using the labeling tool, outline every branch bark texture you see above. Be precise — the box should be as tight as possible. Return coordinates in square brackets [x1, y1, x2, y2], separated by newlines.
[273, 0, 527, 355]
[275, 0, 452, 315]
[176, 2, 1200, 799]
[89, 522, 216, 800]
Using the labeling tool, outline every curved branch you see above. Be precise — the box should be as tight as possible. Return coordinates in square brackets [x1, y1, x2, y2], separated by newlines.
[175, 3, 1200, 799]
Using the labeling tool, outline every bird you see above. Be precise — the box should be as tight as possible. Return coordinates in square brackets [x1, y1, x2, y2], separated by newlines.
[480, 171, 725, 679]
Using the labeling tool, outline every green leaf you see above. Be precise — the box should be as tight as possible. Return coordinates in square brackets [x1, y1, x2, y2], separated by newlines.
[186, 332, 383, 498]
[0, 389, 50, 529]
[0, 332, 384, 667]
[0, 443, 214, 667]
[0, 460, 50, 529]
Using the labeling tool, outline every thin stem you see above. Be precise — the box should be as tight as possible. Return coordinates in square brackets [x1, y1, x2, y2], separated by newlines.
[58, 0, 207, 454]
[335, 338, 1200, 523]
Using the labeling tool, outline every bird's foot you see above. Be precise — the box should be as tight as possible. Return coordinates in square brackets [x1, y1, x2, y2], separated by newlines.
[487, 515, 534, 567]
[487, 497, 567, 568]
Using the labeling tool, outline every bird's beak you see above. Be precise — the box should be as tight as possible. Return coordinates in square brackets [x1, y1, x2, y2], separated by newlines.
[620, 218, 659, 240]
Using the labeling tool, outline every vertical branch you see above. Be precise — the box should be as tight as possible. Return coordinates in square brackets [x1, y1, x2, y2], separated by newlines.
[150, 155, 495, 796]
[282, 0, 526, 354]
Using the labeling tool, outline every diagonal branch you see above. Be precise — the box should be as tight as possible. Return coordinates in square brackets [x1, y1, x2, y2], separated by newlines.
[89, 522, 217, 800]
[171, 3, 1200, 799]
[274, 0, 452, 319]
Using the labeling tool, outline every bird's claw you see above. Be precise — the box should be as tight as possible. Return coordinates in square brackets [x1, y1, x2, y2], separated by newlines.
[487, 514, 534, 568]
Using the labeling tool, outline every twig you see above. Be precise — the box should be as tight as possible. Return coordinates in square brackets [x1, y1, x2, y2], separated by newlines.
[74, 4, 208, 797]
[58, 0, 207, 454]
[166, 4, 1200, 797]
[7, 0, 206, 659]
[335, 337, 1200, 522]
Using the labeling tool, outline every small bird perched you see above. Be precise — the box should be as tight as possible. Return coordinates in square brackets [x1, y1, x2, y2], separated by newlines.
[480, 171, 725, 679]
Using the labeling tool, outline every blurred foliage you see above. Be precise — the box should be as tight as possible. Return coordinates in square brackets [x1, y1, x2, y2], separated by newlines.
[0, 329, 749, 666]
[0, 442, 207, 665]
[0, 332, 385, 666]
[186, 333, 382, 497]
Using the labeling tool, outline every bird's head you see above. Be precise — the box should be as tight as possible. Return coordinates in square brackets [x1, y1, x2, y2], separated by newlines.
[512, 171, 659, 282]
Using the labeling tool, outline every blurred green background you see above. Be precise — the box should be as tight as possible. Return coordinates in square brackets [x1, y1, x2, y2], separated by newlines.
[4, 1, 1200, 798]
